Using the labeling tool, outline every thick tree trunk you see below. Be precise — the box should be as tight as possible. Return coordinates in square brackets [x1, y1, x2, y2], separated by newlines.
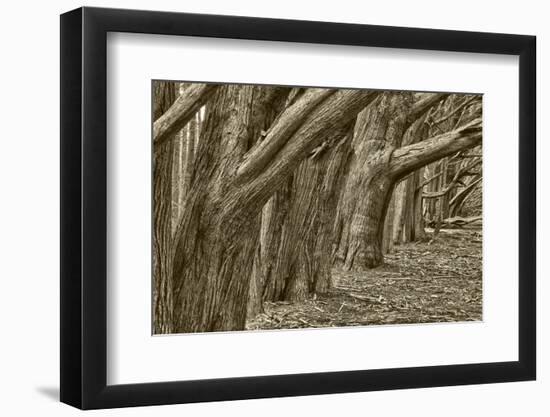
[391, 179, 407, 245]
[171, 125, 183, 229]
[392, 172, 423, 244]
[167, 85, 287, 332]
[153, 82, 177, 334]
[165, 86, 378, 332]
[182, 113, 198, 196]
[342, 164, 395, 269]
[246, 185, 291, 318]
[423, 155, 482, 224]
[251, 124, 353, 312]
[335, 93, 481, 269]
[336, 92, 413, 270]
[382, 189, 396, 254]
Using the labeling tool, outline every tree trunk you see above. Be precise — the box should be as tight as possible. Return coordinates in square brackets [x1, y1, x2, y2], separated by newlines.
[382, 188, 396, 254]
[392, 117, 430, 244]
[153, 82, 177, 334]
[335, 93, 481, 269]
[171, 125, 183, 230]
[336, 92, 413, 270]
[181, 113, 197, 196]
[412, 169, 426, 240]
[165, 86, 377, 332]
[246, 184, 291, 318]
[166, 85, 285, 332]
[251, 124, 353, 312]
[342, 159, 395, 269]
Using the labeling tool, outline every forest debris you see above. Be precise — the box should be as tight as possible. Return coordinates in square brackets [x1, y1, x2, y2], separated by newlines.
[246, 229, 482, 331]
[440, 216, 482, 228]
[348, 293, 380, 303]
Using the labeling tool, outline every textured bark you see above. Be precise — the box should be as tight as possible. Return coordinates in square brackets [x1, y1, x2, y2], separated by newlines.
[171, 126, 185, 230]
[236, 89, 334, 182]
[382, 189, 396, 254]
[153, 83, 218, 146]
[391, 179, 407, 244]
[153, 82, 177, 334]
[182, 112, 199, 196]
[166, 86, 377, 332]
[168, 85, 287, 332]
[171, 111, 202, 231]
[247, 185, 292, 318]
[231, 89, 379, 212]
[152, 83, 483, 333]
[335, 94, 481, 269]
[252, 124, 353, 311]
[412, 170, 426, 240]
[391, 117, 430, 245]
[423, 162, 441, 224]
[335, 92, 414, 270]
[440, 158, 450, 219]
[389, 117, 482, 179]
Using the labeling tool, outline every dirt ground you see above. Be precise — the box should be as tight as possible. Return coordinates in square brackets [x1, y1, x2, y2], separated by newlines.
[246, 228, 482, 330]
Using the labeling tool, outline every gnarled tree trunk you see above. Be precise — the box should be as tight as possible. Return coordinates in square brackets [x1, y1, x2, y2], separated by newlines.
[335, 92, 414, 269]
[164, 86, 378, 332]
[153, 82, 177, 334]
[334, 92, 481, 270]
[249, 123, 353, 316]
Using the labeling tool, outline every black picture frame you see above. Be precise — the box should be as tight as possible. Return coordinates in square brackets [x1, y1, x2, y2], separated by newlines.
[60, 6, 536, 410]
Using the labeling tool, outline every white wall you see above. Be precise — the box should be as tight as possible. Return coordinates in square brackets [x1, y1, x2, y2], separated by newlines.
[0, 0, 546, 415]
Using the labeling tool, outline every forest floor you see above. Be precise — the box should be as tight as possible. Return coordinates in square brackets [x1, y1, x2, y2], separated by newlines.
[246, 227, 482, 331]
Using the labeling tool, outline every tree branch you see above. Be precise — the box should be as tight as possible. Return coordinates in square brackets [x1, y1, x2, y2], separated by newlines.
[422, 158, 481, 198]
[407, 93, 449, 126]
[431, 95, 480, 126]
[153, 83, 218, 147]
[450, 175, 482, 207]
[389, 117, 482, 180]
[227, 90, 380, 219]
[235, 89, 335, 182]
[416, 171, 443, 191]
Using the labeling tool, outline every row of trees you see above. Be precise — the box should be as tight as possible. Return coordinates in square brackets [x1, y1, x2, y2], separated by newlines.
[152, 82, 482, 334]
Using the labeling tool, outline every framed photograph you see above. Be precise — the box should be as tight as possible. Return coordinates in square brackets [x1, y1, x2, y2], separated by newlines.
[60, 6, 536, 410]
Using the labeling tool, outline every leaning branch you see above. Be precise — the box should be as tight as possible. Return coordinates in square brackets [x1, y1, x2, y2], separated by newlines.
[416, 171, 443, 191]
[407, 93, 449, 127]
[389, 117, 482, 180]
[450, 175, 482, 207]
[235, 88, 335, 182]
[153, 83, 218, 147]
[422, 158, 481, 198]
[227, 90, 380, 217]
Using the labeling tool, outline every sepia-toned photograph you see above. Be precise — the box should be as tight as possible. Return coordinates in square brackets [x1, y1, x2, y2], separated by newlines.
[152, 81, 482, 335]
